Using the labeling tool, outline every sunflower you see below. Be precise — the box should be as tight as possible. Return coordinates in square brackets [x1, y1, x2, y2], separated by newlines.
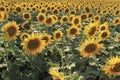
[49, 68, 64, 80]
[60, 16, 69, 24]
[70, 10, 76, 15]
[79, 38, 103, 58]
[0, 12, 4, 21]
[85, 22, 98, 39]
[20, 32, 30, 41]
[51, 15, 58, 23]
[22, 12, 31, 21]
[72, 16, 81, 26]
[99, 22, 108, 31]
[103, 56, 120, 78]
[14, 5, 22, 14]
[21, 32, 45, 55]
[94, 15, 101, 22]
[99, 30, 110, 41]
[67, 26, 80, 38]
[22, 22, 31, 30]
[64, 8, 70, 14]
[84, 6, 90, 13]
[88, 13, 94, 19]
[69, 15, 75, 23]
[54, 30, 63, 41]
[80, 13, 88, 22]
[114, 10, 120, 16]
[0, 6, 6, 12]
[41, 33, 52, 45]
[37, 13, 46, 24]
[112, 17, 120, 26]
[44, 15, 54, 27]
[52, 8, 59, 15]
[40, 8, 46, 14]
[31, 6, 37, 12]
[2, 21, 19, 41]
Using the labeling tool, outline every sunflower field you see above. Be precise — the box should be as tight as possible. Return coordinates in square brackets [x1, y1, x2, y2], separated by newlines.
[0, 0, 120, 80]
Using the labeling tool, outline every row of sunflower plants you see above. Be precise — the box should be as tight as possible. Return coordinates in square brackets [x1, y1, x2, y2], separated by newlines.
[0, 0, 120, 80]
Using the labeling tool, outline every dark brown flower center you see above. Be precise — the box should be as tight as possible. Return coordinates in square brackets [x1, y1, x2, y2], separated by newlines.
[95, 16, 99, 21]
[100, 26, 106, 30]
[85, 43, 97, 53]
[23, 23, 30, 30]
[53, 9, 58, 14]
[41, 9, 45, 13]
[88, 27, 96, 35]
[111, 62, 120, 72]
[7, 26, 16, 37]
[101, 32, 108, 37]
[24, 13, 30, 19]
[63, 17, 68, 22]
[16, 7, 21, 12]
[70, 28, 77, 35]
[85, 7, 90, 13]
[42, 36, 49, 43]
[55, 33, 61, 39]
[46, 17, 52, 24]
[28, 38, 40, 49]
[81, 14, 87, 21]
[74, 18, 79, 25]
[38, 15, 44, 21]
[115, 19, 119, 24]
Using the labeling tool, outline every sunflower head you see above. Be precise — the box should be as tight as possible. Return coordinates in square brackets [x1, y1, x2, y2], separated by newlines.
[99, 30, 110, 41]
[0, 12, 4, 21]
[79, 38, 103, 58]
[54, 30, 63, 41]
[67, 26, 80, 38]
[80, 13, 88, 22]
[20, 32, 30, 41]
[41, 33, 52, 46]
[37, 13, 46, 24]
[44, 15, 54, 27]
[103, 56, 120, 78]
[85, 22, 98, 38]
[22, 12, 31, 21]
[60, 16, 69, 24]
[14, 5, 22, 14]
[49, 68, 64, 80]
[2, 21, 19, 41]
[72, 16, 81, 26]
[99, 22, 108, 31]
[22, 22, 31, 30]
[22, 32, 45, 55]
[112, 17, 120, 26]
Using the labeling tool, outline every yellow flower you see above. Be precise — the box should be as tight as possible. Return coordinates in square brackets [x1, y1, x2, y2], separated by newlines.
[103, 56, 120, 78]
[22, 32, 45, 55]
[22, 12, 31, 21]
[71, 16, 81, 26]
[37, 13, 46, 24]
[112, 17, 120, 26]
[85, 22, 98, 39]
[79, 38, 103, 58]
[99, 30, 110, 41]
[67, 26, 80, 38]
[99, 22, 108, 31]
[20, 32, 30, 41]
[41, 33, 52, 46]
[2, 21, 19, 41]
[49, 68, 64, 80]
[44, 15, 54, 27]
[0, 12, 4, 21]
[54, 30, 63, 41]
